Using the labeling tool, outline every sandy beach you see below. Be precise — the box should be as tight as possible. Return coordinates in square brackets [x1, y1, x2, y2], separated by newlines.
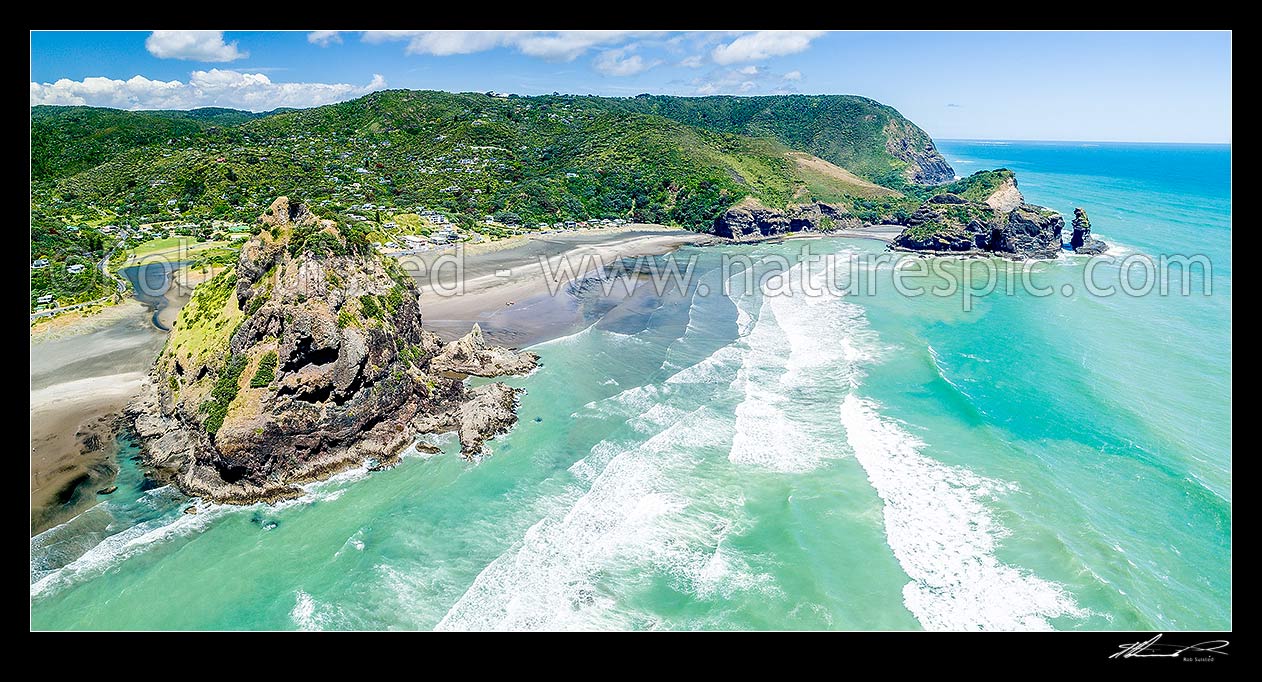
[28, 263, 213, 535]
[401, 224, 716, 346]
[833, 223, 904, 243]
[30, 297, 168, 534]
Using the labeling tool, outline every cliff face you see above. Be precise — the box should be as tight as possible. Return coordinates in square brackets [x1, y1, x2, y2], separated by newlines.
[128, 197, 537, 504]
[712, 198, 862, 241]
[883, 118, 955, 185]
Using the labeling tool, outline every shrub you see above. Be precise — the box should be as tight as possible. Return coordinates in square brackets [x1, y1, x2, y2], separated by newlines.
[250, 350, 278, 388]
[202, 354, 248, 434]
[359, 294, 382, 320]
[337, 308, 356, 329]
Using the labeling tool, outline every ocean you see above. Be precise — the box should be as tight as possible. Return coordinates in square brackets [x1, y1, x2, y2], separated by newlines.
[29, 140, 1231, 631]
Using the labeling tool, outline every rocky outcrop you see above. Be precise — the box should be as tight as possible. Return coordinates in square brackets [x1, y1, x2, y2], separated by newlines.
[995, 205, 1065, 259]
[713, 198, 861, 241]
[1069, 207, 1108, 255]
[891, 193, 1066, 259]
[883, 118, 955, 185]
[430, 324, 539, 378]
[128, 197, 538, 504]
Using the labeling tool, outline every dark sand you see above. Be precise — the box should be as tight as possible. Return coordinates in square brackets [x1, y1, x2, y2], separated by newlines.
[29, 265, 211, 535]
[30, 302, 167, 534]
[401, 226, 715, 347]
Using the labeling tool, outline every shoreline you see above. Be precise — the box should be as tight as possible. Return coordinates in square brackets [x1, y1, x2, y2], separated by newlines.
[403, 224, 716, 347]
[28, 265, 210, 535]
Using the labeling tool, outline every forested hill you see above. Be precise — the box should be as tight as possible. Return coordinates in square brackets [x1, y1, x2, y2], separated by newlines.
[30, 90, 954, 232]
[32, 106, 268, 181]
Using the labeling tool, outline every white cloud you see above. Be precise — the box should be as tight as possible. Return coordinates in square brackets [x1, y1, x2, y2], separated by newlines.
[360, 30, 658, 61]
[30, 70, 386, 111]
[679, 55, 704, 68]
[689, 65, 805, 96]
[308, 31, 343, 46]
[593, 47, 659, 77]
[711, 31, 825, 64]
[145, 31, 247, 62]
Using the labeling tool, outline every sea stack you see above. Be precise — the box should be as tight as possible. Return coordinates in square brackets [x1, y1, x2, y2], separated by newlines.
[1069, 207, 1108, 255]
[126, 196, 538, 504]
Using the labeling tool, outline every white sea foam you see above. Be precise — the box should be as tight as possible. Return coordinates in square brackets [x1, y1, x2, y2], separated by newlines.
[436, 406, 765, 631]
[728, 261, 870, 473]
[290, 589, 346, 630]
[839, 394, 1088, 631]
[31, 502, 233, 599]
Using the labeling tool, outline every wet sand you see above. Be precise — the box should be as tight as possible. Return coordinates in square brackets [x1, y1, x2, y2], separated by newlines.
[401, 225, 715, 346]
[30, 299, 167, 534]
[834, 223, 904, 243]
[28, 265, 211, 535]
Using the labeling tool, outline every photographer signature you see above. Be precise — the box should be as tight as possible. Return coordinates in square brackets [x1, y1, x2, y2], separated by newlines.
[1110, 634, 1229, 660]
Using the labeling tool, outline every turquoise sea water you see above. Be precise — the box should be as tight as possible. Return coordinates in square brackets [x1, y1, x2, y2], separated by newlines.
[30, 140, 1231, 630]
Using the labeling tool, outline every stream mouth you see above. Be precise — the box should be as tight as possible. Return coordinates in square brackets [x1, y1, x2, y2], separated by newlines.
[119, 261, 190, 331]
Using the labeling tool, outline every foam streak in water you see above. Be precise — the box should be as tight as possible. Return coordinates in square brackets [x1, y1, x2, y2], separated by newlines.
[839, 394, 1087, 631]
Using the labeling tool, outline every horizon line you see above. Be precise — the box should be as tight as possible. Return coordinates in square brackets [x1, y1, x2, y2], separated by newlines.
[939, 137, 1232, 146]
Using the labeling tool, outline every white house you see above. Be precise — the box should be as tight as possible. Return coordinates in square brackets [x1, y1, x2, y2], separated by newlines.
[31, 258, 49, 269]
[37, 294, 54, 305]
[67, 264, 86, 274]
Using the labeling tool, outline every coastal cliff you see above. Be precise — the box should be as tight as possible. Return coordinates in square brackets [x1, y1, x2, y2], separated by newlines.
[883, 118, 956, 185]
[126, 197, 537, 504]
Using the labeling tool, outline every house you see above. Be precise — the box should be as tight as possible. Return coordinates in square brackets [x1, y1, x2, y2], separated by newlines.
[65, 225, 80, 232]
[383, 222, 397, 229]
[67, 264, 86, 274]
[537, 223, 549, 229]
[565, 221, 576, 229]
[484, 216, 496, 225]
[37, 294, 54, 305]
[402, 235, 426, 246]
[31, 258, 49, 269]
[565, 172, 578, 178]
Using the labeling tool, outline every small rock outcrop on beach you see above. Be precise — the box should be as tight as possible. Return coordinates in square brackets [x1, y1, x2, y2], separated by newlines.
[712, 198, 861, 241]
[127, 196, 538, 504]
[429, 323, 538, 378]
[1069, 207, 1108, 255]
[891, 170, 1067, 259]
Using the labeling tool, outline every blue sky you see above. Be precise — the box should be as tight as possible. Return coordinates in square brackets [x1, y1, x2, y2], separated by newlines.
[30, 30, 1232, 143]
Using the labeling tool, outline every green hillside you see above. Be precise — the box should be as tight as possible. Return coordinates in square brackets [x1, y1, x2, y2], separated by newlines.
[598, 94, 954, 187]
[34, 90, 953, 235]
[32, 106, 268, 181]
